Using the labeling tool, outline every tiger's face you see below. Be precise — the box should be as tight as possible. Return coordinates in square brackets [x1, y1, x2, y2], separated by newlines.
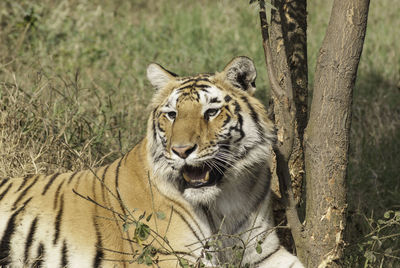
[146, 57, 275, 205]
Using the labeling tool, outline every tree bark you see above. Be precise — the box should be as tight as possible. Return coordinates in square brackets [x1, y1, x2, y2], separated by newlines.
[271, 0, 308, 204]
[259, 0, 370, 267]
[268, 0, 308, 205]
[260, 0, 308, 252]
[303, 0, 370, 267]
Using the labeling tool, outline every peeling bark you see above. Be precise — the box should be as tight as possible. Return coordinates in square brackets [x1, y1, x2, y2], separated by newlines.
[303, 0, 370, 266]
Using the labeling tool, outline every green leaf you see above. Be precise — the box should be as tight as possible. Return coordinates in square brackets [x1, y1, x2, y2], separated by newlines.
[385, 248, 393, 254]
[145, 255, 153, 266]
[146, 213, 152, 222]
[395, 211, 400, 220]
[364, 250, 376, 262]
[148, 246, 157, 257]
[135, 223, 150, 241]
[137, 255, 144, 264]
[384, 210, 392, 219]
[205, 252, 212, 260]
[156, 211, 166, 220]
[123, 222, 130, 232]
[179, 258, 189, 268]
[138, 211, 146, 221]
[256, 242, 263, 254]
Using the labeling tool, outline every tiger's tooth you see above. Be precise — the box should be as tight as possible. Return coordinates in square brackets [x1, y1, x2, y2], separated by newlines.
[183, 172, 191, 183]
[203, 171, 210, 182]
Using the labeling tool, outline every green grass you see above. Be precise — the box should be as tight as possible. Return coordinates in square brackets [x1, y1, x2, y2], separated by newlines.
[0, 0, 399, 266]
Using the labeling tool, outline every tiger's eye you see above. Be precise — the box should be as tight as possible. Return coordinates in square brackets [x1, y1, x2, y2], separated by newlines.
[166, 111, 176, 120]
[205, 108, 219, 119]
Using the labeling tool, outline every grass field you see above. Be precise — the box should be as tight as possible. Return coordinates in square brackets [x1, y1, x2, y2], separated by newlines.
[0, 0, 399, 266]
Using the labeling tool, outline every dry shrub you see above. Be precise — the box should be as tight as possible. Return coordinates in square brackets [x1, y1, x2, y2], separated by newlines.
[0, 78, 116, 178]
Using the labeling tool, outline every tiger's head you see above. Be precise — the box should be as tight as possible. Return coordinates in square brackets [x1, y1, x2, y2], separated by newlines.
[146, 57, 275, 205]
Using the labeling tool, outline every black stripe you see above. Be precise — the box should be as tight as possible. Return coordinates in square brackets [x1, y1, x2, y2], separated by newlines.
[34, 243, 45, 267]
[91, 168, 100, 201]
[176, 84, 194, 91]
[159, 194, 205, 244]
[254, 245, 280, 265]
[178, 77, 211, 87]
[16, 175, 31, 192]
[53, 194, 64, 245]
[101, 165, 110, 183]
[173, 208, 203, 244]
[194, 78, 211, 83]
[222, 114, 231, 127]
[115, 158, 126, 215]
[178, 78, 205, 86]
[210, 97, 220, 104]
[42, 173, 60, 195]
[164, 68, 178, 77]
[157, 121, 165, 133]
[235, 113, 246, 142]
[12, 176, 39, 209]
[24, 217, 38, 263]
[178, 78, 195, 86]
[224, 95, 232, 102]
[193, 90, 200, 101]
[234, 101, 241, 114]
[153, 153, 164, 163]
[93, 219, 104, 268]
[240, 96, 264, 138]
[194, 83, 212, 88]
[152, 110, 157, 141]
[67, 171, 79, 185]
[53, 180, 65, 210]
[61, 240, 68, 267]
[0, 183, 12, 201]
[74, 173, 82, 190]
[0, 198, 31, 265]
[0, 178, 10, 189]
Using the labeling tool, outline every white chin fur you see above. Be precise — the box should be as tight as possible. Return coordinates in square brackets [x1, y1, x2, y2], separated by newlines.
[183, 185, 221, 205]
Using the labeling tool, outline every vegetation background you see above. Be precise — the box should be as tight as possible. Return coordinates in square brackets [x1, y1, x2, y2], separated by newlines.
[0, 0, 398, 266]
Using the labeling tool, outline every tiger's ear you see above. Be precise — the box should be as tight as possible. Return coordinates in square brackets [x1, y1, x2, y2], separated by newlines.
[147, 63, 178, 90]
[221, 56, 257, 95]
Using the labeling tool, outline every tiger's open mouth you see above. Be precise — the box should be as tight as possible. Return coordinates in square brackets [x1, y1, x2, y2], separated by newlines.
[182, 164, 223, 188]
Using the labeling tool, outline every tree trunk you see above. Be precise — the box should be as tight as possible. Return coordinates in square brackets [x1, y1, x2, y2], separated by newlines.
[266, 0, 308, 250]
[303, 0, 370, 267]
[259, 0, 370, 266]
[270, 0, 308, 204]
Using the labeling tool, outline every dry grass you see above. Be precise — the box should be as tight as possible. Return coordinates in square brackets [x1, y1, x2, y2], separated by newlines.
[0, 0, 399, 266]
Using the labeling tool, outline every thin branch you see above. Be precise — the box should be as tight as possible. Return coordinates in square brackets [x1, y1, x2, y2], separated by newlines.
[275, 149, 304, 239]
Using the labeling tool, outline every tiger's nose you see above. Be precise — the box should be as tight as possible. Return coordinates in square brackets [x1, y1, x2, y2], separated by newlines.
[171, 144, 197, 159]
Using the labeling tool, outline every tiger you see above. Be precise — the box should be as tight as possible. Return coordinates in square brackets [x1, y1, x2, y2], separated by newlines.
[0, 56, 303, 268]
